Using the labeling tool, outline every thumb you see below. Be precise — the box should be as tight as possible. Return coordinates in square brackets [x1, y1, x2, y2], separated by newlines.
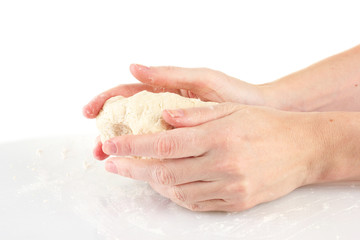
[129, 64, 226, 102]
[162, 103, 246, 127]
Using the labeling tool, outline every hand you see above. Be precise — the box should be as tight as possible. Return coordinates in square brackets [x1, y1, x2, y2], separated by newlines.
[83, 64, 265, 160]
[101, 103, 328, 212]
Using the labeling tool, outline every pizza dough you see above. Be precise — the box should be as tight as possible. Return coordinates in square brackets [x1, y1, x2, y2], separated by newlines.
[96, 91, 217, 143]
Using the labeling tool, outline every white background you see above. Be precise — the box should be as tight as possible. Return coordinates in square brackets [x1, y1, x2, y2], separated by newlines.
[0, 0, 359, 143]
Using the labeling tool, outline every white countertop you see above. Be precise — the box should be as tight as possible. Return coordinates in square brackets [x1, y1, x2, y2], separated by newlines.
[1, 1, 360, 239]
[1, 135, 359, 240]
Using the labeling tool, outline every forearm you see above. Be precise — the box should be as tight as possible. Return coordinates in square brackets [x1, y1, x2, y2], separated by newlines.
[310, 112, 360, 184]
[261, 45, 360, 112]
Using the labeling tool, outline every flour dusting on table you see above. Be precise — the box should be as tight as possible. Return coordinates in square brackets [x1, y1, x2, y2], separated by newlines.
[15, 135, 360, 240]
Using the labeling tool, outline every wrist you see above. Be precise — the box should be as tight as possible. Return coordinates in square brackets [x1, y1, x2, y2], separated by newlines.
[307, 112, 360, 184]
[257, 81, 301, 111]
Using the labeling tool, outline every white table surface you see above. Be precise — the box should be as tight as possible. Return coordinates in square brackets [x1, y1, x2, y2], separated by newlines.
[1, 135, 359, 240]
[1, 1, 360, 239]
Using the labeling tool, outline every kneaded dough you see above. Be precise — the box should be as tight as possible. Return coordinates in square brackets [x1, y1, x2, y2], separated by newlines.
[96, 91, 217, 143]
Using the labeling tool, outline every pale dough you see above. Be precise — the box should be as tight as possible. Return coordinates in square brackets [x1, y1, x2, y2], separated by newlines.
[96, 91, 217, 142]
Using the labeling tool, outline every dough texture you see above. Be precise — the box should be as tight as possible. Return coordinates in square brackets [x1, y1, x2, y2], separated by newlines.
[96, 91, 217, 143]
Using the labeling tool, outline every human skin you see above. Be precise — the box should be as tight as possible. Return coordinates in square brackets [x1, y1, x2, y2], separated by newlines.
[262, 44, 360, 111]
[83, 63, 266, 160]
[101, 105, 360, 212]
[83, 45, 360, 211]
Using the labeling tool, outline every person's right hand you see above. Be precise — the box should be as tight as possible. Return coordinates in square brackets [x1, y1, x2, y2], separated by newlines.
[83, 64, 266, 160]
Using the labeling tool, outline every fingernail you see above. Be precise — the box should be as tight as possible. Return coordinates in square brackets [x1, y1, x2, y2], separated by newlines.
[104, 140, 117, 154]
[85, 108, 92, 115]
[82, 105, 93, 117]
[134, 64, 150, 71]
[105, 161, 118, 174]
[166, 109, 184, 118]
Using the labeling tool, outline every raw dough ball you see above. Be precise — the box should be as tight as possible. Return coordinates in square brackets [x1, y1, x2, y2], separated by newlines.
[96, 91, 217, 143]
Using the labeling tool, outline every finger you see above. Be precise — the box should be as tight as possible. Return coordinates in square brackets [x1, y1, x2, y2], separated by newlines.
[162, 103, 247, 127]
[151, 182, 235, 212]
[82, 83, 178, 119]
[93, 136, 109, 160]
[105, 156, 212, 185]
[149, 181, 225, 203]
[130, 64, 227, 102]
[176, 199, 231, 212]
[83, 84, 152, 119]
[102, 127, 209, 159]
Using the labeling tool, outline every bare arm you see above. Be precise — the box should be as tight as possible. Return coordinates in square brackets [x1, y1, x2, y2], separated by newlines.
[313, 111, 360, 183]
[262, 45, 360, 111]
[83, 47, 360, 212]
[101, 104, 360, 212]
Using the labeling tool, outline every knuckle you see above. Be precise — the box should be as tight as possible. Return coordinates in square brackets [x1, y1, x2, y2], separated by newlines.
[223, 102, 242, 113]
[214, 137, 231, 152]
[196, 68, 216, 85]
[215, 158, 241, 175]
[226, 181, 252, 200]
[231, 183, 247, 195]
[119, 136, 134, 155]
[222, 198, 251, 212]
[154, 165, 176, 185]
[212, 69, 227, 79]
[172, 186, 186, 202]
[118, 167, 133, 178]
[162, 65, 177, 72]
[205, 68, 226, 80]
[233, 201, 253, 212]
[187, 203, 201, 211]
[199, 67, 221, 75]
[211, 126, 237, 150]
[154, 134, 179, 158]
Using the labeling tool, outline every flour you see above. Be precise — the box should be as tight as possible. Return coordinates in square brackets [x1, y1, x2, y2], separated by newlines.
[36, 148, 43, 158]
[96, 91, 217, 143]
[61, 148, 69, 160]
[14, 135, 360, 240]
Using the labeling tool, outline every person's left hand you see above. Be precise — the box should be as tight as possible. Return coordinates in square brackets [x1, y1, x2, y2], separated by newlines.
[83, 64, 266, 160]
[101, 103, 328, 212]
